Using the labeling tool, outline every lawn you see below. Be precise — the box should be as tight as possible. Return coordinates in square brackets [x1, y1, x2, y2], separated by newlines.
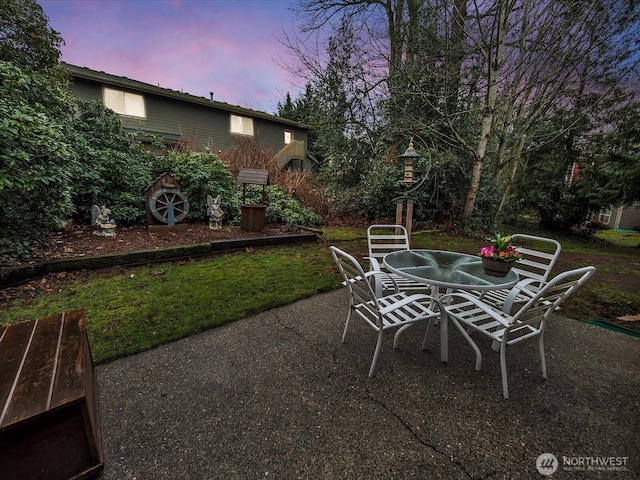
[1, 227, 638, 364]
[596, 228, 640, 248]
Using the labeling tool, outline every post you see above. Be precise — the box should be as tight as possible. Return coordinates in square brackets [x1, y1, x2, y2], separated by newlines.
[395, 199, 404, 228]
[406, 199, 414, 238]
[398, 138, 419, 239]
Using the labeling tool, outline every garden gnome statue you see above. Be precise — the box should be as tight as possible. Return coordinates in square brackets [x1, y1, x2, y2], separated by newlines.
[91, 205, 117, 236]
[207, 195, 224, 230]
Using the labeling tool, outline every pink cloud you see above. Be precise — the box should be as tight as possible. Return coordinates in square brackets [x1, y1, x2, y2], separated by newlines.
[41, 0, 304, 113]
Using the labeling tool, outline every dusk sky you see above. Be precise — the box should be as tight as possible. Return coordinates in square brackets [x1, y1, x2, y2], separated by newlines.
[39, 0, 305, 114]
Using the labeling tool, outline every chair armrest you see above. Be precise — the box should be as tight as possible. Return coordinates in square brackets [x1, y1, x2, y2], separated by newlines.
[364, 270, 399, 294]
[440, 292, 512, 327]
[378, 293, 441, 315]
[365, 256, 382, 272]
[362, 262, 399, 294]
[503, 278, 541, 313]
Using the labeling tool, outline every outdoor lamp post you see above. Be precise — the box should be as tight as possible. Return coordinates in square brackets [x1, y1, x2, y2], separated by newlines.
[395, 138, 420, 237]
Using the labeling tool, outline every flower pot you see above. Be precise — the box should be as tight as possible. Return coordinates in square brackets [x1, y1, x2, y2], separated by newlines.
[481, 257, 514, 277]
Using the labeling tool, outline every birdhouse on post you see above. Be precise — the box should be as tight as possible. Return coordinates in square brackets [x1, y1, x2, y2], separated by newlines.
[395, 139, 420, 237]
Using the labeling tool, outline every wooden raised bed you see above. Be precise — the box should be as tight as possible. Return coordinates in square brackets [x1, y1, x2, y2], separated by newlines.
[0, 310, 103, 480]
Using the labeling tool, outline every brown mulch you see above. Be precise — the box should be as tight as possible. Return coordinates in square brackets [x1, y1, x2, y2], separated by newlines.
[0, 223, 310, 308]
[27, 222, 307, 263]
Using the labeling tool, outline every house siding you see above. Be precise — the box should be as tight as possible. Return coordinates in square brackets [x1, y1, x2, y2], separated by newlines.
[615, 204, 640, 230]
[64, 64, 311, 169]
[598, 203, 640, 230]
[255, 119, 307, 158]
[140, 95, 231, 147]
[69, 80, 101, 101]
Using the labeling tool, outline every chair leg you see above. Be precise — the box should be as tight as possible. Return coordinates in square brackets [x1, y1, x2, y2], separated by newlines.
[423, 314, 448, 363]
[538, 335, 547, 379]
[500, 343, 509, 399]
[440, 313, 448, 362]
[341, 307, 353, 343]
[393, 323, 413, 349]
[430, 286, 442, 325]
[368, 329, 384, 378]
[374, 275, 383, 298]
[450, 318, 482, 370]
[421, 318, 433, 351]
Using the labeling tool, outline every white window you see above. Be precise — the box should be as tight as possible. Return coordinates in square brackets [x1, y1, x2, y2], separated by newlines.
[598, 207, 612, 224]
[284, 130, 293, 144]
[230, 115, 254, 136]
[103, 87, 146, 118]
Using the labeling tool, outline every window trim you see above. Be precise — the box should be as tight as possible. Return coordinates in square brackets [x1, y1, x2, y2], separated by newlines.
[598, 207, 612, 224]
[230, 114, 254, 136]
[102, 87, 146, 119]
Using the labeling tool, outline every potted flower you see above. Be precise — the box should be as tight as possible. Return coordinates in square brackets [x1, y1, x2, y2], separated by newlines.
[479, 233, 522, 276]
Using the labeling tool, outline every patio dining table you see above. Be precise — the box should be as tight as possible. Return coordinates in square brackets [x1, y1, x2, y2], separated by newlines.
[383, 249, 519, 296]
[383, 250, 519, 361]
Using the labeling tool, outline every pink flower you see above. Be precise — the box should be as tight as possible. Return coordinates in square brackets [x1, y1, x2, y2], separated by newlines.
[478, 235, 522, 262]
[479, 246, 496, 258]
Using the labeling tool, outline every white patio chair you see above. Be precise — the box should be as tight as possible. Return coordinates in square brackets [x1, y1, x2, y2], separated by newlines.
[439, 265, 595, 399]
[366, 224, 429, 296]
[330, 246, 445, 377]
[475, 233, 562, 309]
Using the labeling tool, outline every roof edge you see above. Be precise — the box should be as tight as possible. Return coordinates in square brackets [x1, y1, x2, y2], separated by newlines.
[62, 62, 307, 129]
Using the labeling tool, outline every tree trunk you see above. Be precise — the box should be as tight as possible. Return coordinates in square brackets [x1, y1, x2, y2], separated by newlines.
[490, 134, 526, 228]
[461, 0, 511, 224]
[446, 0, 467, 116]
[462, 156, 484, 224]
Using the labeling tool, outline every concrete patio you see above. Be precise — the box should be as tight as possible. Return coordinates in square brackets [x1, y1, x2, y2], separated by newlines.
[95, 288, 639, 479]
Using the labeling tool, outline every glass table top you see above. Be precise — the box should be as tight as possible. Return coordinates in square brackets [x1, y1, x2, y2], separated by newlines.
[383, 250, 519, 291]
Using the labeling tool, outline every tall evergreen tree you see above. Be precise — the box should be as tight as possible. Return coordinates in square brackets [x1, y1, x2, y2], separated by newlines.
[285, 0, 640, 228]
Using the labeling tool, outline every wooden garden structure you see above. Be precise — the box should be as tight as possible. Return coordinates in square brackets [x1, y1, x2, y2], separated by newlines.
[237, 168, 269, 231]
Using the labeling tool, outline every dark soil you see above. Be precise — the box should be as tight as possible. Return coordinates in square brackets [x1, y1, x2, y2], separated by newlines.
[0, 222, 310, 308]
[27, 222, 307, 264]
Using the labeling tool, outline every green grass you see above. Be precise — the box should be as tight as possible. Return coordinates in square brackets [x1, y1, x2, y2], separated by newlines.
[596, 229, 640, 248]
[1, 227, 638, 364]
[1, 245, 340, 363]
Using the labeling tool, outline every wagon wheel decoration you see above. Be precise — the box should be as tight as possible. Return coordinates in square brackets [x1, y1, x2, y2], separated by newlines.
[148, 188, 189, 225]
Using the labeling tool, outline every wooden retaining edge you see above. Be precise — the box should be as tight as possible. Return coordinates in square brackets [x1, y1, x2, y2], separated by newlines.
[0, 233, 319, 289]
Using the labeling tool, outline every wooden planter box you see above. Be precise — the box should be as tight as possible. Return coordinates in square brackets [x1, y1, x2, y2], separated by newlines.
[0, 310, 103, 480]
[240, 204, 266, 232]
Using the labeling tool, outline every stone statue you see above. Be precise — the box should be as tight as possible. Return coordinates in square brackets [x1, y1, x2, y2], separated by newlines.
[91, 205, 117, 236]
[207, 195, 224, 230]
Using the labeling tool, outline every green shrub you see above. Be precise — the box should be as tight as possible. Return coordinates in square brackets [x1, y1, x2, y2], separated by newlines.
[348, 150, 467, 225]
[68, 100, 154, 225]
[0, 62, 76, 261]
[355, 160, 404, 219]
[152, 151, 239, 223]
[244, 185, 321, 227]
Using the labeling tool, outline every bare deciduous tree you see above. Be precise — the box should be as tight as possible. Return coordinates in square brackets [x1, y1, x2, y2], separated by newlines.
[283, 0, 640, 225]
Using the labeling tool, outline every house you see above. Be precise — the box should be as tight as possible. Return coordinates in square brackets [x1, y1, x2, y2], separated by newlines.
[596, 203, 640, 230]
[63, 63, 315, 172]
[568, 159, 640, 231]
